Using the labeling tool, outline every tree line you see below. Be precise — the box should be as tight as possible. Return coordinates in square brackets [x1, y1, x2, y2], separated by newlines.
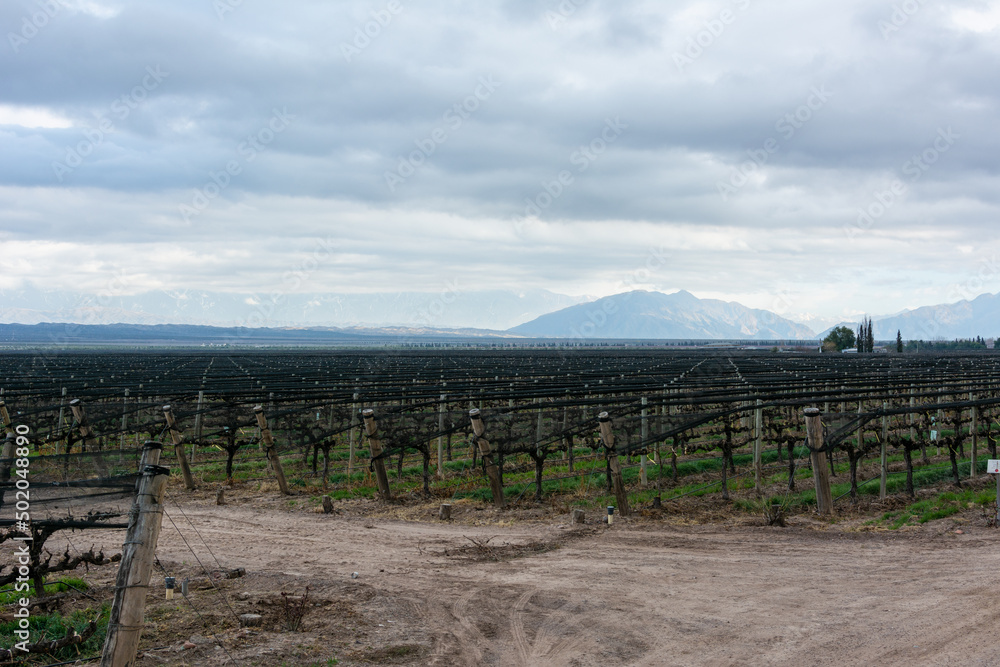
[824, 321, 998, 353]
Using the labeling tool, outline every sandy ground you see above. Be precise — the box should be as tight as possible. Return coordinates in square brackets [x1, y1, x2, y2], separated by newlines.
[39, 492, 1000, 667]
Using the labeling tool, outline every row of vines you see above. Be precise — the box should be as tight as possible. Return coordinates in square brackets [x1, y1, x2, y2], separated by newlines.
[4, 349, 1000, 516]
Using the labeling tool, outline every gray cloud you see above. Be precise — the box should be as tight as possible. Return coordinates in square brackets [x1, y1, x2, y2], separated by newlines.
[1, 0, 999, 323]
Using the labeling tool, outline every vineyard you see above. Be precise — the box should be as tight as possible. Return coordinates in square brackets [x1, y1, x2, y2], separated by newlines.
[5, 349, 1000, 510]
[5, 348, 1000, 665]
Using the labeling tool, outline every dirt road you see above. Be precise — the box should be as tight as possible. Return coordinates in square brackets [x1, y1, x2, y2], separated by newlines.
[56, 496, 1000, 666]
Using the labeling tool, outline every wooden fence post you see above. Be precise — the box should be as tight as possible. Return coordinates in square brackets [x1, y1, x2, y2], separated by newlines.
[804, 408, 833, 515]
[640, 398, 648, 488]
[754, 399, 763, 492]
[100, 442, 170, 667]
[437, 394, 446, 480]
[880, 401, 888, 500]
[361, 409, 392, 501]
[162, 405, 196, 491]
[57, 387, 68, 453]
[597, 412, 630, 517]
[69, 399, 110, 478]
[534, 397, 546, 486]
[469, 409, 505, 508]
[0, 400, 9, 505]
[971, 392, 978, 479]
[936, 405, 943, 456]
[0, 400, 13, 436]
[253, 406, 290, 495]
[563, 390, 574, 472]
[1, 433, 15, 506]
[349, 393, 359, 479]
[119, 390, 129, 459]
[192, 390, 205, 463]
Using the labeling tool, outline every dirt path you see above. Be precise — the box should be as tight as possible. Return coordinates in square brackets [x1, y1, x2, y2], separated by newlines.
[54, 499, 1000, 666]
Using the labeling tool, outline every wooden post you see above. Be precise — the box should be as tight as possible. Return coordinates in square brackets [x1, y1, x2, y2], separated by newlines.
[754, 399, 763, 492]
[562, 391, 573, 472]
[57, 387, 67, 454]
[469, 409, 505, 508]
[119, 390, 129, 459]
[361, 409, 392, 501]
[69, 399, 110, 478]
[533, 397, 545, 497]
[0, 401, 13, 436]
[936, 405, 944, 456]
[969, 391, 979, 479]
[857, 400, 864, 465]
[437, 394, 446, 480]
[880, 401, 888, 500]
[640, 398, 648, 488]
[439, 503, 452, 520]
[561, 394, 569, 462]
[971, 392, 978, 479]
[100, 442, 169, 667]
[1, 433, 15, 505]
[349, 393, 359, 479]
[804, 408, 833, 515]
[192, 390, 205, 463]
[162, 405, 196, 491]
[597, 412, 630, 517]
[253, 406, 290, 495]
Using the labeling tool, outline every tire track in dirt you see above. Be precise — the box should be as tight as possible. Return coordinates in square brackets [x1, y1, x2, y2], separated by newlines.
[428, 586, 486, 666]
[503, 589, 598, 666]
[861, 594, 1000, 666]
[508, 588, 537, 665]
[524, 597, 587, 665]
[48, 500, 1000, 666]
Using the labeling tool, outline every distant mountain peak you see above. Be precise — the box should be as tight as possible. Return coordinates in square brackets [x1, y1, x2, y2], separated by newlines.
[509, 290, 816, 340]
[817, 290, 1000, 340]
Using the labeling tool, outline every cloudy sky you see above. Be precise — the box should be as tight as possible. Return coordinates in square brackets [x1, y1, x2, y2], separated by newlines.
[1, 0, 999, 329]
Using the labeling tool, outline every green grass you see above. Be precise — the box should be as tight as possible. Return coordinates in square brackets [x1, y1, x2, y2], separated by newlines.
[0, 577, 89, 605]
[0, 603, 109, 663]
[154, 413, 1000, 519]
[870, 488, 996, 529]
[326, 486, 376, 500]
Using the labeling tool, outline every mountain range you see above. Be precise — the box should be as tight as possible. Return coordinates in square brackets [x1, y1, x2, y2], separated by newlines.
[5, 284, 1000, 342]
[511, 290, 815, 340]
[0, 285, 586, 331]
[819, 292, 1000, 341]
